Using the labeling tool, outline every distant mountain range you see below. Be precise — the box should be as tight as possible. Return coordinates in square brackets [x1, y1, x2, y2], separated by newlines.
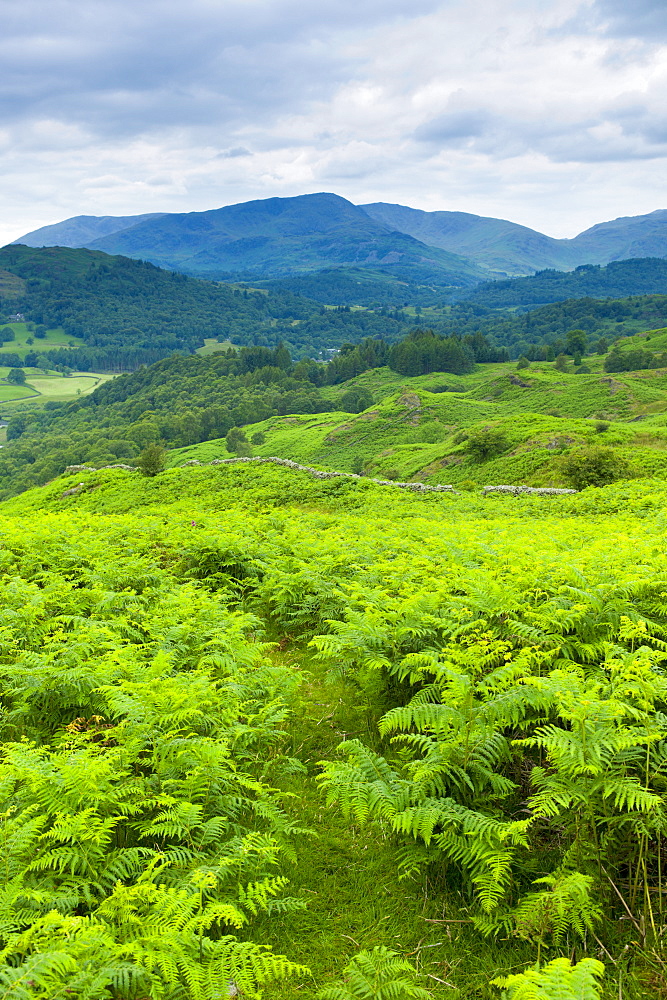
[11, 193, 667, 284]
[361, 204, 667, 276]
[12, 194, 486, 288]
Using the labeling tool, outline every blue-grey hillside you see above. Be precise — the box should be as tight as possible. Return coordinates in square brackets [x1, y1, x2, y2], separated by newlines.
[14, 213, 166, 249]
[17, 194, 488, 286]
[361, 202, 578, 275]
[572, 210, 667, 262]
[13, 194, 667, 285]
[362, 203, 667, 276]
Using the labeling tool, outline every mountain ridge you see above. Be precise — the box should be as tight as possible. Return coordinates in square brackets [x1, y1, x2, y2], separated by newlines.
[12, 193, 488, 287]
[10, 193, 667, 283]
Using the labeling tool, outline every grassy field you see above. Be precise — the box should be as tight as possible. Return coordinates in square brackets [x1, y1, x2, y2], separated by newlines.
[0, 383, 37, 401]
[0, 321, 85, 356]
[195, 337, 235, 356]
[0, 369, 115, 416]
[169, 360, 667, 488]
[25, 373, 108, 396]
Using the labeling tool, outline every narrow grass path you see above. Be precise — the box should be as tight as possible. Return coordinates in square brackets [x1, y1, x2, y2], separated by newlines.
[249, 648, 538, 999]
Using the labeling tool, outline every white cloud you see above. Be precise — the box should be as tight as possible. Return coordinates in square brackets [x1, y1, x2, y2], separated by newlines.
[2, 0, 667, 245]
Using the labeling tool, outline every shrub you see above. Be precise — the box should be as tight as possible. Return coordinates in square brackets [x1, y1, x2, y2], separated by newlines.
[226, 427, 251, 456]
[6, 368, 26, 385]
[466, 427, 509, 462]
[594, 421, 610, 433]
[250, 431, 266, 445]
[136, 442, 166, 477]
[516, 356, 530, 370]
[604, 347, 654, 373]
[340, 388, 373, 413]
[560, 446, 631, 489]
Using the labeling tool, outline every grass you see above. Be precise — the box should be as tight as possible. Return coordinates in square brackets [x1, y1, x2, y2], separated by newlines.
[0, 322, 85, 356]
[0, 383, 36, 401]
[168, 362, 667, 489]
[0, 370, 116, 415]
[195, 338, 235, 356]
[249, 649, 540, 999]
[25, 374, 109, 396]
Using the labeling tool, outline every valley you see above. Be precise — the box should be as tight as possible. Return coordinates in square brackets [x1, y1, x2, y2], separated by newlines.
[4, 197, 667, 999]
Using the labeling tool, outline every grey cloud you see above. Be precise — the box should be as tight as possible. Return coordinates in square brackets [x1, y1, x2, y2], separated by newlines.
[219, 147, 251, 159]
[414, 109, 493, 145]
[414, 102, 667, 164]
[0, 0, 441, 140]
[607, 101, 667, 147]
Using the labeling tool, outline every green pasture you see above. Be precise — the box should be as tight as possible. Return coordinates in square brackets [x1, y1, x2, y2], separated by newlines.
[0, 321, 85, 356]
[170, 362, 667, 488]
[0, 383, 36, 402]
[195, 337, 235, 356]
[26, 374, 107, 397]
[0, 369, 115, 416]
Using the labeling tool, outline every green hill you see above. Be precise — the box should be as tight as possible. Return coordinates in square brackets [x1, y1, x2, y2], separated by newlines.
[255, 265, 449, 307]
[83, 193, 489, 285]
[0, 455, 665, 998]
[168, 362, 667, 488]
[7, 323, 667, 501]
[0, 245, 425, 371]
[458, 257, 667, 308]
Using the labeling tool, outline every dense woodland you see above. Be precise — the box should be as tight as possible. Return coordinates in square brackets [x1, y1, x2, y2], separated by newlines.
[4, 248, 667, 375]
[0, 246, 414, 368]
[459, 257, 667, 307]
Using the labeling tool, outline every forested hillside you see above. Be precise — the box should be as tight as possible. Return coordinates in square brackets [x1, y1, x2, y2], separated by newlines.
[0, 461, 666, 997]
[0, 329, 506, 497]
[0, 245, 416, 369]
[460, 257, 667, 307]
[4, 246, 667, 378]
[425, 294, 667, 359]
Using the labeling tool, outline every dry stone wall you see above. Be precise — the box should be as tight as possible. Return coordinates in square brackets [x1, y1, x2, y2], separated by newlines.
[483, 484, 577, 496]
[63, 456, 577, 496]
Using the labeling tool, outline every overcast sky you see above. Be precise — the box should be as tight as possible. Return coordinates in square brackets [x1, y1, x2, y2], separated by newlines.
[2, 0, 667, 245]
